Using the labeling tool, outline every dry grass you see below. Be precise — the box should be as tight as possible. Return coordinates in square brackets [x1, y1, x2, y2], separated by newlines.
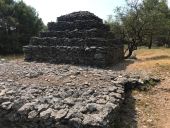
[126, 48, 170, 75]
[137, 47, 170, 58]
[0, 54, 24, 61]
[118, 47, 170, 128]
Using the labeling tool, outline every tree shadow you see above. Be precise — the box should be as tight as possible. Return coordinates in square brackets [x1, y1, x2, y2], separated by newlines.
[159, 88, 170, 93]
[140, 55, 170, 61]
[107, 59, 135, 71]
[113, 90, 137, 128]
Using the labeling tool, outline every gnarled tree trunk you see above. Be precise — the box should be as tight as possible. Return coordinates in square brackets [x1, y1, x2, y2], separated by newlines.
[124, 40, 137, 59]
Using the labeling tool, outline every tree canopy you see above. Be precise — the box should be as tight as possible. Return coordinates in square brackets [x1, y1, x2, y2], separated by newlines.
[0, 0, 44, 54]
[106, 0, 170, 58]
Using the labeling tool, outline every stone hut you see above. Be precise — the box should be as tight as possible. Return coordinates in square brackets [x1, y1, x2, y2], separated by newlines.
[23, 11, 124, 67]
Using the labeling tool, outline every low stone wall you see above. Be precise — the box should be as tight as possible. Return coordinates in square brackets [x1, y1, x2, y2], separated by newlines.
[23, 45, 123, 67]
[48, 20, 109, 31]
[29, 38, 119, 47]
[39, 29, 114, 38]
[0, 83, 124, 128]
[0, 60, 129, 128]
[57, 11, 103, 22]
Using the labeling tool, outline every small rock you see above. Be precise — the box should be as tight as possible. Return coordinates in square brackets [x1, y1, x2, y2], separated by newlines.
[0, 82, 5, 85]
[114, 76, 128, 84]
[36, 104, 49, 112]
[83, 114, 103, 126]
[1, 101, 11, 109]
[69, 118, 83, 127]
[138, 79, 144, 84]
[108, 86, 117, 92]
[7, 79, 13, 82]
[70, 75, 76, 79]
[6, 90, 16, 95]
[104, 103, 117, 113]
[40, 108, 53, 119]
[82, 89, 94, 96]
[109, 92, 122, 99]
[64, 97, 75, 106]
[0, 89, 6, 96]
[96, 99, 107, 104]
[28, 110, 38, 119]
[18, 102, 36, 113]
[74, 71, 80, 75]
[89, 96, 97, 102]
[86, 103, 97, 112]
[51, 108, 68, 120]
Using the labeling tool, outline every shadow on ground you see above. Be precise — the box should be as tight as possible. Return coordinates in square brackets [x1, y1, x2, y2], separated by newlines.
[139, 55, 170, 61]
[113, 90, 137, 128]
[108, 59, 135, 71]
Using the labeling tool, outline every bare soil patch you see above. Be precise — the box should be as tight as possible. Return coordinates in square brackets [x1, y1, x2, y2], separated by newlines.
[114, 48, 170, 128]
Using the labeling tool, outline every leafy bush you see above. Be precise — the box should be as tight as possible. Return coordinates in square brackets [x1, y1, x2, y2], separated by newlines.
[0, 0, 45, 54]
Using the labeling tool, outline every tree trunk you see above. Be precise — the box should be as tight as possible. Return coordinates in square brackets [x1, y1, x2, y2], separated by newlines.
[124, 43, 134, 59]
[124, 49, 133, 59]
[124, 40, 137, 59]
[148, 34, 153, 49]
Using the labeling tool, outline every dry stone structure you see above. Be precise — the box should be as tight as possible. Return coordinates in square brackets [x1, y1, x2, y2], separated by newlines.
[0, 60, 160, 128]
[23, 11, 124, 67]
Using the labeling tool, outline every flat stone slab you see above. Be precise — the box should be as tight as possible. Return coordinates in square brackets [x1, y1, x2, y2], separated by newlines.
[0, 60, 146, 128]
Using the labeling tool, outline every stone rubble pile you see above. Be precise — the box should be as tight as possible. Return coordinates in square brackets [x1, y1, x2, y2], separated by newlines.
[0, 61, 160, 128]
[0, 82, 124, 128]
[23, 11, 124, 67]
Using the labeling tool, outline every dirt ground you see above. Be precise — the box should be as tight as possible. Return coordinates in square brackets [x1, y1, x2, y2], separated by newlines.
[114, 48, 170, 128]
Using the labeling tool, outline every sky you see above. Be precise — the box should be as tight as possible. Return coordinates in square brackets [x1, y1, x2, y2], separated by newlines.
[22, 0, 126, 24]
[22, 0, 170, 25]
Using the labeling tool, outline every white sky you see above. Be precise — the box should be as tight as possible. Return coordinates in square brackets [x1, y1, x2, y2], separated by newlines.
[22, 0, 126, 24]
[21, 0, 170, 25]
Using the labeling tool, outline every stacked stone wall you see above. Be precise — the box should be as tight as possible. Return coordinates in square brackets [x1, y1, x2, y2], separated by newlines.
[23, 11, 124, 67]
[47, 20, 109, 31]
[57, 11, 103, 22]
[39, 29, 114, 39]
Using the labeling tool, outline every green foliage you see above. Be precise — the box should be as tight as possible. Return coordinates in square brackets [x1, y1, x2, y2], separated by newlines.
[0, 0, 45, 54]
[107, 0, 170, 58]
